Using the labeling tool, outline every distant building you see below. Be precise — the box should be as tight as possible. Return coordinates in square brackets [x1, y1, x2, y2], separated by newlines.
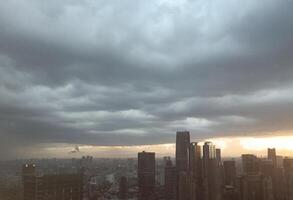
[189, 142, 203, 200]
[22, 164, 83, 200]
[283, 158, 293, 200]
[164, 158, 176, 200]
[138, 151, 156, 199]
[118, 176, 128, 199]
[238, 174, 273, 200]
[216, 149, 222, 166]
[176, 131, 190, 172]
[242, 154, 260, 174]
[224, 160, 236, 186]
[202, 141, 219, 200]
[267, 148, 277, 168]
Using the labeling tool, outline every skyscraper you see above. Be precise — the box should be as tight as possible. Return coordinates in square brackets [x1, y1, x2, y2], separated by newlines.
[268, 148, 277, 168]
[138, 151, 156, 199]
[189, 142, 203, 200]
[242, 154, 260, 174]
[202, 142, 219, 200]
[176, 131, 191, 200]
[176, 131, 190, 172]
[223, 160, 236, 186]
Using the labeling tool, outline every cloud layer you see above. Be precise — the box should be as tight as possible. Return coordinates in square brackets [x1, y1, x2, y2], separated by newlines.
[1, 0, 293, 158]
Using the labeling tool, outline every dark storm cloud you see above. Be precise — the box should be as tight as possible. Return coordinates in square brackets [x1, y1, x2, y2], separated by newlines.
[1, 0, 293, 158]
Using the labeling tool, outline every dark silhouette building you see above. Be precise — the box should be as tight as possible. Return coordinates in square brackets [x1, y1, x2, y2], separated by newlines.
[189, 142, 203, 200]
[22, 164, 83, 200]
[283, 158, 293, 200]
[176, 131, 190, 172]
[242, 154, 260, 174]
[202, 141, 220, 200]
[224, 160, 236, 186]
[138, 151, 156, 199]
[176, 131, 191, 200]
[268, 148, 277, 168]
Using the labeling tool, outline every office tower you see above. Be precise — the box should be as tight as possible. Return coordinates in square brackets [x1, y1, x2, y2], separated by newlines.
[176, 131, 190, 172]
[276, 156, 284, 168]
[138, 151, 156, 199]
[283, 158, 293, 200]
[176, 131, 190, 200]
[22, 164, 83, 200]
[216, 149, 222, 166]
[223, 160, 236, 186]
[268, 148, 277, 167]
[119, 176, 128, 199]
[165, 158, 176, 200]
[242, 154, 260, 174]
[190, 142, 203, 200]
[202, 142, 219, 200]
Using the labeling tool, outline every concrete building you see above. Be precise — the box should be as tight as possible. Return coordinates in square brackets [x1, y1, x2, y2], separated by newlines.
[138, 151, 156, 199]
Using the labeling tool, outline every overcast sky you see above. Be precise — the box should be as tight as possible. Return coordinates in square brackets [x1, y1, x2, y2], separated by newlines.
[1, 0, 293, 159]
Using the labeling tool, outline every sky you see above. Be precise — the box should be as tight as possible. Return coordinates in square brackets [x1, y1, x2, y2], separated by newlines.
[1, 0, 293, 159]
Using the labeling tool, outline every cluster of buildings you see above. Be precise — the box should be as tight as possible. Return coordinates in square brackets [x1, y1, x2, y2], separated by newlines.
[137, 131, 293, 200]
[21, 131, 293, 200]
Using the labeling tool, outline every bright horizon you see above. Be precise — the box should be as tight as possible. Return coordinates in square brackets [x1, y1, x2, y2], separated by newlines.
[7, 135, 293, 160]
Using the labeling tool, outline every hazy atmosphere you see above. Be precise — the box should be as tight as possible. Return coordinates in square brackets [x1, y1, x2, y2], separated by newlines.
[1, 0, 293, 159]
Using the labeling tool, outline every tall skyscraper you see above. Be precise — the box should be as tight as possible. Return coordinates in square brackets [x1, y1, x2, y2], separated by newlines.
[189, 142, 203, 200]
[176, 131, 190, 172]
[138, 151, 156, 199]
[268, 148, 277, 168]
[202, 142, 219, 200]
[176, 131, 191, 200]
[223, 160, 236, 186]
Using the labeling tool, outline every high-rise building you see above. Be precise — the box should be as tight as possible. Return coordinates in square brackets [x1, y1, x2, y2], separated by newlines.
[268, 148, 277, 168]
[176, 131, 190, 200]
[165, 158, 176, 200]
[216, 149, 222, 166]
[138, 151, 156, 199]
[283, 158, 293, 200]
[242, 154, 260, 174]
[238, 174, 274, 200]
[202, 142, 219, 200]
[176, 131, 190, 172]
[189, 142, 203, 200]
[22, 164, 83, 200]
[223, 160, 236, 186]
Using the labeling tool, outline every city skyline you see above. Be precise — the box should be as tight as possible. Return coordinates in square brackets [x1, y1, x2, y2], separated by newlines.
[1, 0, 293, 159]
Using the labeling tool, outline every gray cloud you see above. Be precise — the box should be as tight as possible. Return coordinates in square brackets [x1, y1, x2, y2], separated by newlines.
[1, 0, 293, 158]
